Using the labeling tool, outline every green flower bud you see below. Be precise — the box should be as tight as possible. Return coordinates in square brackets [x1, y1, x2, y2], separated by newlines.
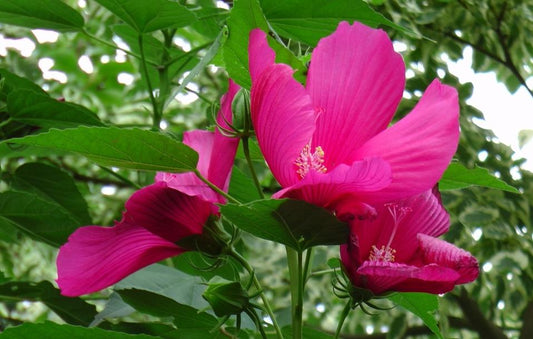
[202, 281, 250, 317]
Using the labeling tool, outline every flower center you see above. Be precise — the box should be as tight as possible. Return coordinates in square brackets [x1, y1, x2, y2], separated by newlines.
[294, 144, 327, 179]
[368, 203, 412, 263]
[369, 245, 396, 262]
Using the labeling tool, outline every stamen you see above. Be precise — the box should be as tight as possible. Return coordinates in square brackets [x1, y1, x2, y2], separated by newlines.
[384, 203, 412, 249]
[368, 245, 396, 263]
[367, 204, 412, 263]
[294, 144, 327, 178]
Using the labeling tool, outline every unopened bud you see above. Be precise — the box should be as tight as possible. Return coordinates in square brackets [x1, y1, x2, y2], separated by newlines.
[230, 89, 250, 132]
[202, 281, 250, 317]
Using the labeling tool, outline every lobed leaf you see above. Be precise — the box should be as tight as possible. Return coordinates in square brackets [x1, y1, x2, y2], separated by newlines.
[0, 0, 84, 31]
[439, 163, 519, 193]
[221, 199, 348, 252]
[261, 0, 403, 46]
[4, 127, 199, 173]
[388, 292, 443, 339]
[12, 162, 92, 225]
[0, 281, 97, 326]
[7, 90, 104, 129]
[0, 190, 81, 247]
[95, 0, 196, 33]
[0, 321, 158, 338]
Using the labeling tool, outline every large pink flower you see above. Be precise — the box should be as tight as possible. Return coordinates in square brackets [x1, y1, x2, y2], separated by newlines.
[340, 189, 479, 295]
[56, 81, 240, 297]
[249, 22, 459, 218]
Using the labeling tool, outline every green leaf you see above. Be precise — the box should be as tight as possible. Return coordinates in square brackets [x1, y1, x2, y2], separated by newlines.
[7, 90, 104, 129]
[0, 321, 158, 338]
[0, 0, 84, 32]
[228, 166, 262, 203]
[91, 293, 135, 327]
[223, 0, 305, 88]
[95, 0, 196, 33]
[327, 257, 341, 269]
[221, 199, 348, 252]
[118, 289, 217, 329]
[518, 129, 533, 148]
[115, 264, 208, 310]
[0, 69, 47, 101]
[4, 127, 198, 172]
[388, 292, 443, 339]
[0, 190, 81, 247]
[12, 162, 92, 225]
[261, 0, 403, 46]
[439, 163, 519, 193]
[0, 280, 96, 326]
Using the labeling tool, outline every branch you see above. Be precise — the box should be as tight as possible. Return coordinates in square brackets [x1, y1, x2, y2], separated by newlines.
[452, 288, 508, 339]
[520, 300, 533, 339]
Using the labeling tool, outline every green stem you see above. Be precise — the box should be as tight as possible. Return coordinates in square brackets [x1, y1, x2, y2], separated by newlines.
[156, 30, 174, 120]
[308, 268, 336, 278]
[242, 136, 264, 199]
[302, 248, 314, 284]
[97, 165, 142, 189]
[138, 34, 161, 131]
[81, 30, 157, 66]
[286, 247, 303, 339]
[334, 301, 352, 339]
[0, 118, 13, 129]
[230, 249, 284, 339]
[194, 169, 240, 204]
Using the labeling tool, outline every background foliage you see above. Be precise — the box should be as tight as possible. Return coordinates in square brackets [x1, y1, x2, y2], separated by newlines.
[0, 0, 532, 338]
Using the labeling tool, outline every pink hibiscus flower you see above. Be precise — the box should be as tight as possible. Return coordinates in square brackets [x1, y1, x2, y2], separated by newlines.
[249, 22, 459, 219]
[56, 81, 240, 297]
[340, 189, 479, 295]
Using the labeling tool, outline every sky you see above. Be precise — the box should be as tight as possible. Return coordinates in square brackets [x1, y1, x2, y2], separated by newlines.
[446, 47, 533, 172]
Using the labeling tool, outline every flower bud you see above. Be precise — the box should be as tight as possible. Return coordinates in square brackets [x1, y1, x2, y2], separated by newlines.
[230, 88, 251, 132]
[202, 281, 250, 317]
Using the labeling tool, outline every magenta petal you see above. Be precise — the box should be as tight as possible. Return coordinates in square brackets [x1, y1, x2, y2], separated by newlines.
[248, 29, 276, 82]
[388, 190, 450, 262]
[274, 157, 391, 209]
[156, 130, 221, 203]
[56, 222, 183, 296]
[354, 79, 460, 202]
[251, 63, 316, 187]
[417, 234, 479, 284]
[307, 21, 405, 168]
[210, 79, 240, 192]
[124, 182, 211, 242]
[357, 261, 460, 294]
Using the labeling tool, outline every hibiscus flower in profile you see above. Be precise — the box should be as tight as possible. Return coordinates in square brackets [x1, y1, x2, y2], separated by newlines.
[248, 22, 459, 219]
[340, 189, 479, 295]
[56, 81, 240, 297]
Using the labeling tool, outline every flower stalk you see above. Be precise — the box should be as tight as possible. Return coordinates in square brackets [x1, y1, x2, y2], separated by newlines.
[286, 247, 304, 339]
[230, 249, 284, 339]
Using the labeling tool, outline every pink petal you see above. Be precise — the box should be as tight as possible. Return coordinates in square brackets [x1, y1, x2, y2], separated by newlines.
[273, 157, 391, 209]
[417, 234, 479, 284]
[306, 21, 405, 168]
[210, 79, 240, 193]
[354, 79, 460, 202]
[156, 81, 239, 203]
[249, 29, 276, 82]
[251, 62, 316, 187]
[155, 130, 225, 204]
[344, 189, 449, 265]
[357, 261, 460, 294]
[56, 222, 183, 296]
[124, 182, 211, 242]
